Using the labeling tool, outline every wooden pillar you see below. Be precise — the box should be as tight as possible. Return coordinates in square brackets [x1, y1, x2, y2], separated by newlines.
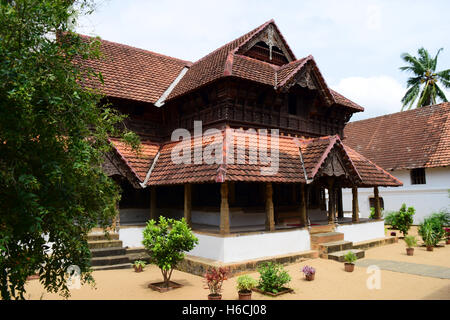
[337, 187, 344, 219]
[265, 182, 275, 231]
[150, 186, 157, 221]
[220, 182, 230, 234]
[374, 186, 381, 219]
[299, 184, 307, 227]
[327, 179, 335, 224]
[184, 183, 192, 227]
[352, 187, 359, 222]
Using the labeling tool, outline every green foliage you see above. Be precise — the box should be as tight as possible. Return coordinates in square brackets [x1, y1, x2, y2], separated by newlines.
[142, 216, 198, 286]
[404, 235, 417, 248]
[369, 207, 384, 219]
[418, 213, 447, 246]
[236, 275, 258, 293]
[0, 0, 141, 300]
[384, 204, 415, 236]
[257, 262, 291, 294]
[429, 209, 450, 227]
[133, 260, 146, 268]
[344, 251, 357, 264]
[400, 47, 450, 110]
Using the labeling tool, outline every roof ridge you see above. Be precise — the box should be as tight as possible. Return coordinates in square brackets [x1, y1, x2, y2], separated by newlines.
[76, 33, 193, 66]
[347, 102, 450, 125]
[276, 55, 312, 87]
[192, 20, 272, 67]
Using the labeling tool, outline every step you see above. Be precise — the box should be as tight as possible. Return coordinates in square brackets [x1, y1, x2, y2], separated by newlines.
[318, 240, 353, 258]
[87, 233, 119, 242]
[309, 224, 335, 234]
[311, 232, 344, 245]
[327, 249, 365, 262]
[90, 255, 130, 267]
[88, 240, 123, 250]
[91, 247, 127, 258]
[92, 263, 132, 271]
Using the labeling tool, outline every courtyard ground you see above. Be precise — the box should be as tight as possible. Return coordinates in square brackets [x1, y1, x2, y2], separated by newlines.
[24, 227, 450, 300]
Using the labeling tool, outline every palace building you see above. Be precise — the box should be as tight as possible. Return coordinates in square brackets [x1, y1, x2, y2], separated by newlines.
[80, 20, 402, 263]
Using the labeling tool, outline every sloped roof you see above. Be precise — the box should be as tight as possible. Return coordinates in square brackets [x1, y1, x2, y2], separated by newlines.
[109, 132, 401, 187]
[344, 103, 450, 170]
[75, 20, 363, 112]
[77, 35, 191, 104]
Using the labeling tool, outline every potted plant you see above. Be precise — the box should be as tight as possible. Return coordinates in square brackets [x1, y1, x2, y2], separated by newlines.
[236, 275, 257, 300]
[344, 251, 357, 272]
[204, 267, 229, 300]
[445, 228, 450, 245]
[133, 260, 146, 273]
[420, 222, 436, 251]
[404, 235, 417, 256]
[301, 265, 316, 281]
[253, 262, 292, 296]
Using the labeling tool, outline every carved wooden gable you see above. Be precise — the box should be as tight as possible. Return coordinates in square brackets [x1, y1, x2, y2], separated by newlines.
[317, 147, 349, 178]
[238, 24, 294, 65]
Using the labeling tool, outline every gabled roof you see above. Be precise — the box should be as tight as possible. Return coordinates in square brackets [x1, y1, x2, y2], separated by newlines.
[76, 35, 192, 104]
[344, 103, 450, 170]
[74, 20, 363, 112]
[108, 132, 401, 187]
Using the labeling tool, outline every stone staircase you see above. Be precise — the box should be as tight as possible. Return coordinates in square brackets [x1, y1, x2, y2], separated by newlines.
[310, 231, 365, 262]
[88, 233, 132, 271]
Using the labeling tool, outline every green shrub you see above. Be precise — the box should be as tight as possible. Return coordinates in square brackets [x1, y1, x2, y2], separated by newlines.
[236, 275, 258, 293]
[429, 209, 450, 227]
[418, 213, 447, 246]
[257, 262, 291, 294]
[369, 207, 384, 219]
[384, 204, 415, 236]
[344, 251, 357, 264]
[404, 235, 417, 248]
[142, 216, 198, 287]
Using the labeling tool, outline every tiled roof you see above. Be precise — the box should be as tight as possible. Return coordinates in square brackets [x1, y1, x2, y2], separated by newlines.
[109, 138, 160, 182]
[77, 35, 191, 104]
[109, 132, 401, 187]
[74, 21, 362, 112]
[343, 103, 450, 170]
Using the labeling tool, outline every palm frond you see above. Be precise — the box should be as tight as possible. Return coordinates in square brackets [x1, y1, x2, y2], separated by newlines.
[437, 69, 450, 81]
[418, 47, 432, 69]
[401, 84, 420, 111]
[432, 48, 443, 71]
[416, 81, 432, 107]
[400, 53, 426, 75]
[406, 76, 422, 87]
[435, 84, 448, 103]
[439, 78, 450, 89]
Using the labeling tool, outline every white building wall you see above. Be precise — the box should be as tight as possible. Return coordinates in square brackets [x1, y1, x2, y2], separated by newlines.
[188, 229, 311, 263]
[336, 221, 385, 243]
[343, 167, 450, 224]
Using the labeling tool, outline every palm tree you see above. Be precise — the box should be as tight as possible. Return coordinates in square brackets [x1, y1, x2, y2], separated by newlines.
[400, 47, 450, 110]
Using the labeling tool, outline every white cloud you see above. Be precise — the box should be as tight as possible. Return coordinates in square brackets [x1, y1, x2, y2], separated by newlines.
[331, 76, 405, 121]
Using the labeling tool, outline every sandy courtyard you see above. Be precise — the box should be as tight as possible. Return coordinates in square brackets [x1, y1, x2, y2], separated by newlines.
[24, 227, 450, 300]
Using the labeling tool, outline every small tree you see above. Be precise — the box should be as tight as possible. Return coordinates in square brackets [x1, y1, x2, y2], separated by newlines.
[142, 216, 198, 287]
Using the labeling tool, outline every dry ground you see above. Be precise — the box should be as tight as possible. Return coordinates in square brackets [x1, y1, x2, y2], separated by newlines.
[24, 227, 450, 300]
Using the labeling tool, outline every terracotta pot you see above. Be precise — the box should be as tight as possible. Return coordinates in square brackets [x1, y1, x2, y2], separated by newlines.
[134, 265, 143, 273]
[208, 293, 222, 300]
[446, 239, 450, 245]
[238, 291, 252, 300]
[305, 273, 315, 281]
[344, 263, 355, 272]
[426, 246, 434, 252]
[390, 232, 397, 236]
[406, 248, 414, 256]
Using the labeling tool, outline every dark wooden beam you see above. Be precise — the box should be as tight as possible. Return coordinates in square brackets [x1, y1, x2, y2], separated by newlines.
[352, 187, 359, 222]
[299, 184, 307, 227]
[374, 186, 381, 219]
[265, 182, 275, 231]
[184, 183, 192, 226]
[220, 182, 230, 234]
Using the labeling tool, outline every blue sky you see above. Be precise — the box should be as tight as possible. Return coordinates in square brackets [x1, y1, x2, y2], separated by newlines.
[76, 0, 450, 121]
